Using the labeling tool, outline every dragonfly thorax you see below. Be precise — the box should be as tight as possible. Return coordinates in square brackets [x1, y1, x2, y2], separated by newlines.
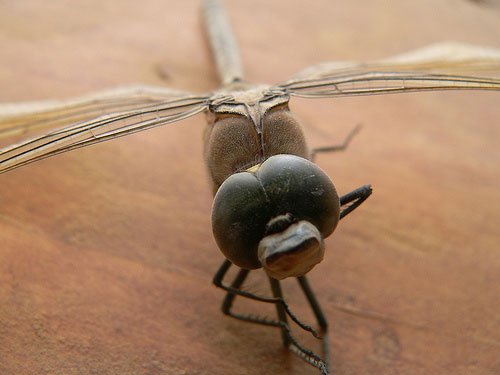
[204, 95, 309, 192]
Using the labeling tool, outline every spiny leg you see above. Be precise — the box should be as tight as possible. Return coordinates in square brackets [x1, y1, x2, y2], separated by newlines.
[213, 260, 328, 373]
[221, 264, 250, 315]
[270, 276, 329, 375]
[339, 184, 372, 219]
[268, 277, 290, 347]
[297, 276, 330, 374]
[310, 123, 362, 162]
[214, 260, 320, 333]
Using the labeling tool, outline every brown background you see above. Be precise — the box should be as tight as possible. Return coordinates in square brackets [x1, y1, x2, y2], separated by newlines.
[1, 0, 499, 374]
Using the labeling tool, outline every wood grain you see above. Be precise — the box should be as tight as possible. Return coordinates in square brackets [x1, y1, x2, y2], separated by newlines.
[1, 1, 499, 374]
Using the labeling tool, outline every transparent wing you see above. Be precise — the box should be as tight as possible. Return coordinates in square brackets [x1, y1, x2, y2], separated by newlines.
[0, 86, 210, 173]
[0, 85, 205, 138]
[276, 42, 500, 97]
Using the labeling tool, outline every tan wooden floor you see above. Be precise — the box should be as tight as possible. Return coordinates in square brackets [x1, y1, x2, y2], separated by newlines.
[1, 1, 499, 374]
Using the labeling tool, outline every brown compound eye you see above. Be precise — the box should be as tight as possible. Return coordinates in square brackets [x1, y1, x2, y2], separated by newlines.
[211, 154, 340, 276]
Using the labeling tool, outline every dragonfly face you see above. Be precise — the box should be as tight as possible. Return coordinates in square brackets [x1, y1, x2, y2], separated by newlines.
[212, 154, 340, 278]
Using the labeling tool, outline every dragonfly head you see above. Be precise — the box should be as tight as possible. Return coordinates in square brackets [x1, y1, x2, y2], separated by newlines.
[211, 154, 340, 279]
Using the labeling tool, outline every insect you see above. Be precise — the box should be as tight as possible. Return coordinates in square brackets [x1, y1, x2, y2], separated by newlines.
[1, 0, 499, 374]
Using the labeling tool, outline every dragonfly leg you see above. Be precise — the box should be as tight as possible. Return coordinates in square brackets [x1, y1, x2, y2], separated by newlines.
[297, 276, 330, 374]
[214, 260, 316, 331]
[269, 277, 330, 374]
[339, 184, 372, 220]
[213, 260, 284, 326]
[213, 259, 330, 374]
[268, 277, 290, 347]
[310, 123, 362, 161]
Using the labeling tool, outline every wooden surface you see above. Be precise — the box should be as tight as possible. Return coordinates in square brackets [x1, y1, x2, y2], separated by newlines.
[1, 1, 499, 374]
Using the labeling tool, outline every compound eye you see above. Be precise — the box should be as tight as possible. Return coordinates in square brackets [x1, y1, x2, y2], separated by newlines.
[211, 172, 270, 269]
[211, 155, 340, 274]
[257, 155, 340, 238]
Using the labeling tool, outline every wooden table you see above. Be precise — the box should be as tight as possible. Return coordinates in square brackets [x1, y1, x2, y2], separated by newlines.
[1, 1, 499, 374]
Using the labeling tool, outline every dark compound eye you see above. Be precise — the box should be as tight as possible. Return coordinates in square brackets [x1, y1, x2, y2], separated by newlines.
[211, 154, 340, 276]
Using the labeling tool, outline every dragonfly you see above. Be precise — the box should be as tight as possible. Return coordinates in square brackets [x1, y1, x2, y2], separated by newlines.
[1, 0, 500, 374]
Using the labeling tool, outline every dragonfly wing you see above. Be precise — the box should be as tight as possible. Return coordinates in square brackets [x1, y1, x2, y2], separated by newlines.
[0, 89, 210, 173]
[275, 42, 500, 97]
[0, 85, 203, 138]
